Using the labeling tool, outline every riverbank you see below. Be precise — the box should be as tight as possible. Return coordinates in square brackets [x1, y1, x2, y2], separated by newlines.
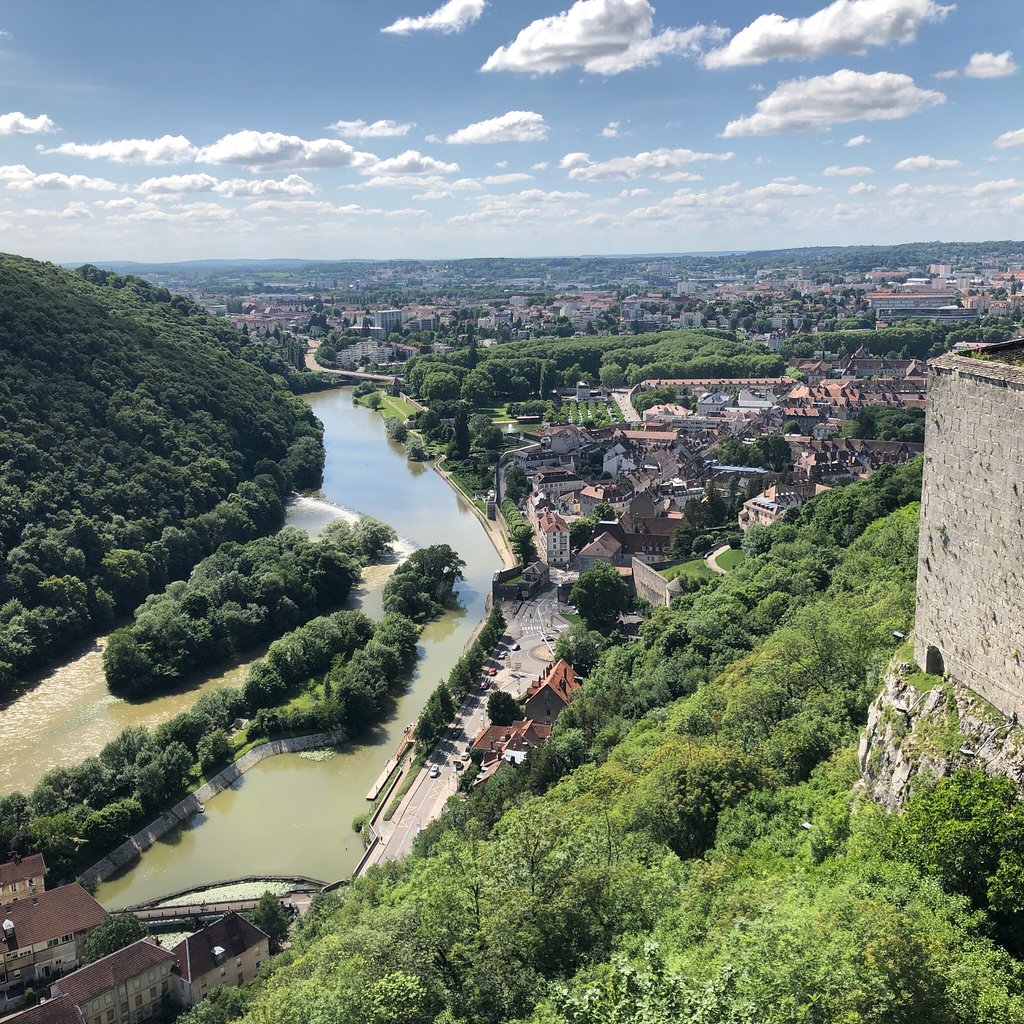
[92, 390, 502, 908]
[432, 457, 517, 570]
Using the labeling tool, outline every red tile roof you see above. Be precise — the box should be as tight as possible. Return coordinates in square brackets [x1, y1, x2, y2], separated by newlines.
[172, 913, 269, 984]
[0, 994, 83, 1024]
[51, 939, 175, 1005]
[0, 854, 45, 890]
[0, 884, 107, 954]
[526, 659, 582, 707]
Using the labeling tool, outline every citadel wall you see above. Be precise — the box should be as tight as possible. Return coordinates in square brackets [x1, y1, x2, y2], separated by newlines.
[915, 348, 1024, 719]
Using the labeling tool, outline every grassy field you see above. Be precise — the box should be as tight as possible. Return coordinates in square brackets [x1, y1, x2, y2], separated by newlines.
[660, 557, 715, 582]
[714, 548, 746, 572]
[377, 394, 418, 420]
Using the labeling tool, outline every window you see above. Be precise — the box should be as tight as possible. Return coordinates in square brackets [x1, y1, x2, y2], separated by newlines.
[106, 1012, 114, 1024]
[135, 994, 142, 1006]
[150, 987, 156, 999]
[61, 933, 73, 943]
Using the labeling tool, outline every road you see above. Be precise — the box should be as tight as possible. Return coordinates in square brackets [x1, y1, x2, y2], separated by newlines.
[705, 544, 732, 575]
[611, 387, 641, 425]
[360, 589, 570, 868]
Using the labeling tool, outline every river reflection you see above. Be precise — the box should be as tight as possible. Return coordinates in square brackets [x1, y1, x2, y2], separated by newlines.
[94, 390, 500, 907]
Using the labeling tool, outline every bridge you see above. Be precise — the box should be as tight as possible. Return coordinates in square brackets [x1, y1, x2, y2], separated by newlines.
[303, 351, 403, 387]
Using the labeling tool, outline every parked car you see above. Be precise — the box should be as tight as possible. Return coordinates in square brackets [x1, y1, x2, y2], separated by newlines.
[479, 679, 490, 691]
[462, 747, 472, 761]
[429, 764, 441, 778]
[487, 667, 498, 676]
[510, 642, 520, 650]
[496, 651, 508, 659]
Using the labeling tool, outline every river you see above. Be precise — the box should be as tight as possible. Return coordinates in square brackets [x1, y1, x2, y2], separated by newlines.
[85, 389, 500, 907]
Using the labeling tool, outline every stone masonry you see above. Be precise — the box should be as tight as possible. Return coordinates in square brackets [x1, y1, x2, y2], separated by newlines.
[915, 346, 1024, 719]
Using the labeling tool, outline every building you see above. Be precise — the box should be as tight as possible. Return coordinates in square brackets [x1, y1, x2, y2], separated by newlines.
[471, 720, 553, 782]
[373, 309, 403, 335]
[0, 857, 46, 906]
[171, 913, 269, 1008]
[536, 510, 571, 567]
[0, 884, 108, 1007]
[0, 994, 83, 1024]
[738, 483, 828, 531]
[524, 660, 581, 726]
[50, 940, 175, 1024]
[915, 344, 1024, 719]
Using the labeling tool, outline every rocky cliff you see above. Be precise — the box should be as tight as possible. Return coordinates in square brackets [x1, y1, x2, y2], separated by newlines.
[859, 655, 1024, 812]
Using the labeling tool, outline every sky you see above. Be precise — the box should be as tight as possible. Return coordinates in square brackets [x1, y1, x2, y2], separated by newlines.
[0, 0, 1022, 262]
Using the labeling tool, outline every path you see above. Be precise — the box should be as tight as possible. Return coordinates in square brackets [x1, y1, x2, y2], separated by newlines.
[303, 348, 400, 385]
[612, 387, 641, 425]
[705, 544, 732, 575]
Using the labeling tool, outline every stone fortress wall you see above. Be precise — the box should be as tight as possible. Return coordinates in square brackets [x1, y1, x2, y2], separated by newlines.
[915, 345, 1024, 719]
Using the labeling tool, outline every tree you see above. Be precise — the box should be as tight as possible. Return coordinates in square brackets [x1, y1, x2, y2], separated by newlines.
[570, 562, 629, 634]
[554, 625, 605, 675]
[487, 690, 522, 727]
[248, 891, 292, 954]
[84, 914, 148, 963]
[197, 729, 232, 775]
[505, 465, 529, 504]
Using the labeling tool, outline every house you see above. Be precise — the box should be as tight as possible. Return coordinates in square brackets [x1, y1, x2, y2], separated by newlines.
[536, 510, 571, 567]
[530, 466, 583, 499]
[0, 994, 83, 1024]
[577, 531, 623, 573]
[171, 913, 269, 1008]
[602, 439, 637, 478]
[524, 660, 582, 726]
[543, 425, 590, 455]
[50, 939, 175, 1024]
[579, 482, 633, 517]
[738, 483, 829, 531]
[0, 856, 46, 906]
[471, 720, 553, 782]
[0, 884, 108, 1007]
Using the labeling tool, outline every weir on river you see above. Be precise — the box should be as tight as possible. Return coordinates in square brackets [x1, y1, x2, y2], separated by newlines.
[0, 390, 501, 907]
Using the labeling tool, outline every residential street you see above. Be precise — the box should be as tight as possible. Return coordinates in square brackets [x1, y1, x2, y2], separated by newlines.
[360, 589, 570, 869]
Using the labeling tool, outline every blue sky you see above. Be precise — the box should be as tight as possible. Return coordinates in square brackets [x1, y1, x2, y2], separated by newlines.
[0, 0, 1022, 261]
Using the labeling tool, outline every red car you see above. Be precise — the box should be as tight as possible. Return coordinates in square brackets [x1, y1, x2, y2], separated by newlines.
[487, 667, 498, 676]
[479, 679, 490, 691]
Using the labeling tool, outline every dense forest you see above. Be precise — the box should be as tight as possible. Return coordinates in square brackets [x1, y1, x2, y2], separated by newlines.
[0, 255, 325, 692]
[174, 460, 1024, 1023]
[103, 518, 396, 697]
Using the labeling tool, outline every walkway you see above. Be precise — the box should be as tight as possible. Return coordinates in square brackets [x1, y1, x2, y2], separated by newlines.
[611, 387, 641, 425]
[705, 544, 732, 575]
[303, 349, 400, 385]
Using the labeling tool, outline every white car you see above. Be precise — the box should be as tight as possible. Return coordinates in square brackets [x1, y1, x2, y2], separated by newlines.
[429, 764, 441, 778]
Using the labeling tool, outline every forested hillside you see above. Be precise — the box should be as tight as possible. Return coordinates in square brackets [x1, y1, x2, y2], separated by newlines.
[177, 460, 1024, 1023]
[0, 255, 323, 690]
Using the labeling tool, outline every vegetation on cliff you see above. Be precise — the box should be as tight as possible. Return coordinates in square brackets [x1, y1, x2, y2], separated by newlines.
[0, 255, 324, 692]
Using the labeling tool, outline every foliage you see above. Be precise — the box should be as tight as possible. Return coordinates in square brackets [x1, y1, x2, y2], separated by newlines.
[553, 626, 606, 675]
[487, 690, 522, 727]
[382, 545, 465, 623]
[501, 500, 536, 566]
[570, 562, 629, 634]
[0, 256, 323, 692]
[83, 914, 148, 964]
[247, 891, 292, 954]
[103, 523, 388, 697]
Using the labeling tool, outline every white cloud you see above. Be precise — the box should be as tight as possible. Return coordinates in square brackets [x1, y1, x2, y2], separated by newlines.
[653, 171, 704, 181]
[44, 134, 196, 164]
[745, 182, 823, 197]
[382, 0, 485, 34]
[601, 121, 621, 138]
[562, 147, 733, 180]
[358, 173, 479, 190]
[845, 134, 872, 147]
[481, 0, 725, 75]
[0, 164, 118, 191]
[451, 188, 589, 224]
[620, 187, 649, 197]
[934, 68, 958, 79]
[135, 173, 316, 197]
[703, 0, 953, 68]
[848, 181, 877, 194]
[994, 128, 1024, 149]
[0, 111, 56, 135]
[964, 51, 1018, 79]
[963, 178, 1021, 195]
[198, 131, 375, 171]
[893, 154, 960, 169]
[366, 150, 459, 175]
[532, 161, 549, 170]
[722, 70, 945, 136]
[481, 172, 534, 184]
[823, 164, 874, 175]
[445, 111, 548, 144]
[328, 118, 414, 138]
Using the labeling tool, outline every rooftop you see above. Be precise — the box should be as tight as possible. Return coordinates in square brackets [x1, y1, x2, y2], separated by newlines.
[51, 940, 175, 1005]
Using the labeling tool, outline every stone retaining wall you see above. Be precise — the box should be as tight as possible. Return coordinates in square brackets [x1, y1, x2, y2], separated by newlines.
[80, 733, 342, 889]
